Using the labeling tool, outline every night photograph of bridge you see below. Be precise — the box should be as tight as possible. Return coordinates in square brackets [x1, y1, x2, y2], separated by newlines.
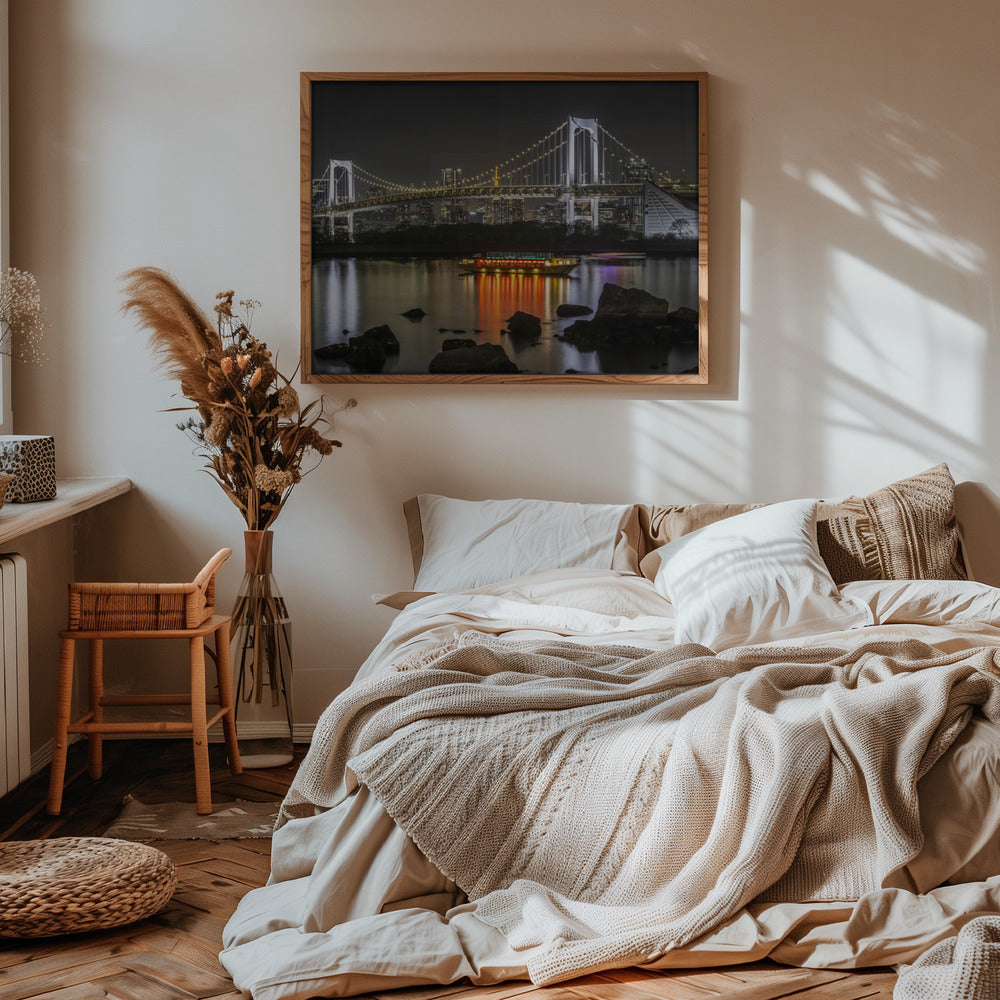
[301, 73, 707, 382]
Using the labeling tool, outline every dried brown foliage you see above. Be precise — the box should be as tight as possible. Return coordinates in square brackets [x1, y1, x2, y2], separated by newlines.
[122, 266, 353, 530]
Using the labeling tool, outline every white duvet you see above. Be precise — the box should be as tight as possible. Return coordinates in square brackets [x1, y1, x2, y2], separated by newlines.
[221, 569, 1000, 1000]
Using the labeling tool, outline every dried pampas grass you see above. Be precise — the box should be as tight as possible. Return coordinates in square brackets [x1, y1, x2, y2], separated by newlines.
[122, 266, 354, 531]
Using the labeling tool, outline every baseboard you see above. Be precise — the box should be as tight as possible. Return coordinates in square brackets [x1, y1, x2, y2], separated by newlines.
[30, 738, 57, 776]
[28, 724, 315, 775]
[208, 722, 315, 744]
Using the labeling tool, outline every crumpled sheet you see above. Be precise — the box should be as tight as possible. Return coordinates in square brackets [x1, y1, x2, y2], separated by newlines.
[222, 785, 524, 1000]
[222, 778, 1000, 1000]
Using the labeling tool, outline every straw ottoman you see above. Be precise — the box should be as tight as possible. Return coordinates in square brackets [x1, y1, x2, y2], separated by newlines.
[0, 837, 177, 938]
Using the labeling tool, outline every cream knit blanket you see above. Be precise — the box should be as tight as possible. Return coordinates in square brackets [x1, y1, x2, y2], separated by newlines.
[895, 916, 1000, 999]
[281, 636, 1000, 985]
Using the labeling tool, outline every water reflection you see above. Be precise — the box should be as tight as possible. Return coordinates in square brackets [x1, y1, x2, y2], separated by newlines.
[311, 255, 699, 375]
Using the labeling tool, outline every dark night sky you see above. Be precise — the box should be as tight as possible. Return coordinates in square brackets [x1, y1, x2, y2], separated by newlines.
[309, 78, 701, 187]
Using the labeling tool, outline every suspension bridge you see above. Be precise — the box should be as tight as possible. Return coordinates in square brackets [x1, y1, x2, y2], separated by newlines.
[312, 115, 699, 243]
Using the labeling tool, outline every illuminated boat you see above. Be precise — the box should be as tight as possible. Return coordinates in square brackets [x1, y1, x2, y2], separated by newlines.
[459, 252, 580, 276]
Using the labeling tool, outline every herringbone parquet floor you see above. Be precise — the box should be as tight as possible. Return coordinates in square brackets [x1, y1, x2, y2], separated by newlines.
[0, 742, 896, 1000]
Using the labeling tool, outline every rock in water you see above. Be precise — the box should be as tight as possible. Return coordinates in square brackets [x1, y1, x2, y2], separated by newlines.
[401, 307, 426, 319]
[314, 342, 350, 360]
[666, 306, 699, 344]
[557, 282, 694, 355]
[316, 324, 400, 373]
[594, 282, 669, 320]
[506, 311, 542, 337]
[556, 303, 593, 318]
[667, 306, 698, 325]
[429, 343, 518, 374]
[360, 324, 400, 355]
[559, 321, 599, 351]
[442, 338, 476, 351]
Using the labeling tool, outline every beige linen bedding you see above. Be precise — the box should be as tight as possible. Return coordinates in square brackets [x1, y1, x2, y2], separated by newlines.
[221, 569, 1000, 999]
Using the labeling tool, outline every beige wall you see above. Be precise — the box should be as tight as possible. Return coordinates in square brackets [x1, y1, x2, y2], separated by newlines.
[8, 0, 1000, 731]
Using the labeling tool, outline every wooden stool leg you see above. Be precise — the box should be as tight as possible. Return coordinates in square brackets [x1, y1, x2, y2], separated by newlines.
[87, 638, 104, 780]
[214, 620, 242, 776]
[189, 635, 212, 815]
[47, 637, 77, 815]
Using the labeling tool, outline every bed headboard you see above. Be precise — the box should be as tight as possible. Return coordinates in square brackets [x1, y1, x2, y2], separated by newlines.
[955, 481, 1000, 587]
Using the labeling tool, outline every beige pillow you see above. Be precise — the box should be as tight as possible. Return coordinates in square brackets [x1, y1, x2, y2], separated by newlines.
[637, 503, 759, 578]
[816, 463, 967, 584]
[402, 495, 642, 590]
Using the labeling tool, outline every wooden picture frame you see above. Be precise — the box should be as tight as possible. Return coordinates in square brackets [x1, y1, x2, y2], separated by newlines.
[300, 72, 707, 384]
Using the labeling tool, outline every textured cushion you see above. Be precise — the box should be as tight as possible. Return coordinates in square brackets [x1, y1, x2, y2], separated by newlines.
[639, 502, 760, 547]
[652, 498, 872, 650]
[637, 503, 759, 578]
[817, 464, 967, 584]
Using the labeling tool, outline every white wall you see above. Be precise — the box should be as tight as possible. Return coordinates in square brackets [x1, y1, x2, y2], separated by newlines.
[0, 0, 11, 430]
[8, 0, 1000, 731]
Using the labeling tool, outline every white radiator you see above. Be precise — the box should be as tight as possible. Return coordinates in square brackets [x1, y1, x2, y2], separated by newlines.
[0, 553, 28, 797]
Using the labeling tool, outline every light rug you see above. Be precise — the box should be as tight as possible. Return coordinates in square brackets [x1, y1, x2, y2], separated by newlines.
[104, 796, 279, 840]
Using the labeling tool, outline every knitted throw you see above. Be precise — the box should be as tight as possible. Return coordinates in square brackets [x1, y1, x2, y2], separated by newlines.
[280, 636, 1000, 986]
[895, 916, 1000, 1000]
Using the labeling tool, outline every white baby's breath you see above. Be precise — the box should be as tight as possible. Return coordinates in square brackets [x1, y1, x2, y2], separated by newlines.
[0, 267, 47, 364]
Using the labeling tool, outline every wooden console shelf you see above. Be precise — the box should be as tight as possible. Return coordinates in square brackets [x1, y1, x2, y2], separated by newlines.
[0, 477, 133, 545]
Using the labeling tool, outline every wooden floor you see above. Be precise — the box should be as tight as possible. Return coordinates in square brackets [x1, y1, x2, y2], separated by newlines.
[0, 741, 897, 999]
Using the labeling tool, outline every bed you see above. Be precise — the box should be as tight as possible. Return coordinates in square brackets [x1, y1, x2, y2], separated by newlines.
[220, 464, 1000, 1000]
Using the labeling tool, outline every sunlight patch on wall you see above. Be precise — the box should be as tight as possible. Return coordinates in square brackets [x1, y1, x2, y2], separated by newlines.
[822, 249, 984, 476]
[808, 169, 865, 217]
[628, 401, 749, 503]
[860, 169, 983, 274]
[782, 164, 866, 218]
[873, 103, 944, 181]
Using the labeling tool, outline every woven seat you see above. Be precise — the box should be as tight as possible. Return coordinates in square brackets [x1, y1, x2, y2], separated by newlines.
[47, 550, 243, 816]
[67, 548, 225, 631]
[0, 837, 177, 938]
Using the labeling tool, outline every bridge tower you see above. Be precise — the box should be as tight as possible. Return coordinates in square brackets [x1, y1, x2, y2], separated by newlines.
[328, 159, 355, 204]
[565, 117, 601, 232]
[329, 159, 356, 241]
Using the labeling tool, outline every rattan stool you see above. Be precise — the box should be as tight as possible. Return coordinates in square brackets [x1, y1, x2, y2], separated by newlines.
[47, 549, 243, 816]
[0, 837, 177, 938]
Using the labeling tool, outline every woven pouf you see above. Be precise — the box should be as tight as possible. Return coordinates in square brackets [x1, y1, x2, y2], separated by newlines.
[0, 837, 178, 938]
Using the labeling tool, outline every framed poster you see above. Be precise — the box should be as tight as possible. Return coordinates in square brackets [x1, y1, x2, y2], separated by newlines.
[300, 72, 707, 383]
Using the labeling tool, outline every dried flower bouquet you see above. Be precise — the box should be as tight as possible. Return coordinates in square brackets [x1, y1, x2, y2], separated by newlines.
[123, 266, 353, 766]
[122, 266, 353, 531]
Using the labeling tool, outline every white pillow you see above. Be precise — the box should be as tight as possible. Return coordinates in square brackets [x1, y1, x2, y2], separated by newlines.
[411, 495, 634, 591]
[653, 498, 872, 650]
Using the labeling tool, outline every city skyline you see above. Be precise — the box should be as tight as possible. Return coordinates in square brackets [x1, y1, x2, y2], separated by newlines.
[310, 77, 701, 189]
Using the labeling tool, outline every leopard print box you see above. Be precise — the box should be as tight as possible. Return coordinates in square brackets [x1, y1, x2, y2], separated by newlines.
[0, 435, 56, 502]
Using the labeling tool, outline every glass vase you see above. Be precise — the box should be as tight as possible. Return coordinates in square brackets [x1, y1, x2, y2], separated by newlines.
[231, 529, 294, 768]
